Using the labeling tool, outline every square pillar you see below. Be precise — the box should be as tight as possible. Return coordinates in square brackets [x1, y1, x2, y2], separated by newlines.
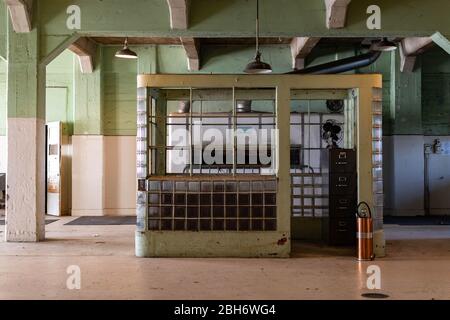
[276, 86, 292, 245]
[357, 85, 386, 257]
[5, 14, 46, 242]
[0, 1, 7, 61]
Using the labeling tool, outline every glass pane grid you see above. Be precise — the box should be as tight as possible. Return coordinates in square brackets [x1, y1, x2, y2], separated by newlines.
[290, 112, 345, 218]
[160, 88, 276, 175]
[147, 179, 277, 232]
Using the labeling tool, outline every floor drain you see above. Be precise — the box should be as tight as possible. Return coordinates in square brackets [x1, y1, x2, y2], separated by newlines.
[361, 293, 390, 299]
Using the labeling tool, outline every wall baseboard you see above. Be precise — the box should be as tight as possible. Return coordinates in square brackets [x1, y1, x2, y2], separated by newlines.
[72, 209, 136, 217]
[71, 209, 106, 217]
[103, 208, 136, 216]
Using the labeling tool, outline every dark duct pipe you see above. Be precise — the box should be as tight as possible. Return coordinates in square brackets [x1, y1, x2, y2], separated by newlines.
[287, 50, 382, 75]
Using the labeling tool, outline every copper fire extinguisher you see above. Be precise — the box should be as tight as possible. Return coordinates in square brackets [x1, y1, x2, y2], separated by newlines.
[356, 202, 375, 261]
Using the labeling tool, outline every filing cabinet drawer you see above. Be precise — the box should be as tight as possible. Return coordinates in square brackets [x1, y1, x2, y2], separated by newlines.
[330, 173, 357, 195]
[329, 149, 356, 173]
[330, 195, 357, 217]
[329, 218, 356, 246]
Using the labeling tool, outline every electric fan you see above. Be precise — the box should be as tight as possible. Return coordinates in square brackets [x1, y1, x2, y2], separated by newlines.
[322, 119, 343, 149]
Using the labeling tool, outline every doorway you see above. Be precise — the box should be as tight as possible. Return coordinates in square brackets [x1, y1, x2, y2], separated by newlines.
[44, 50, 74, 217]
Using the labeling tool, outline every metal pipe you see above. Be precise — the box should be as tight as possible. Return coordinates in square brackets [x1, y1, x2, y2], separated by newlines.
[424, 144, 432, 216]
[189, 88, 193, 177]
[255, 0, 259, 56]
[286, 51, 382, 75]
[232, 87, 237, 176]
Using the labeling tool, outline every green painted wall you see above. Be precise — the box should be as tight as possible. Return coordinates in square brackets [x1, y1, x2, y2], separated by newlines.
[0, 60, 6, 136]
[389, 51, 423, 135]
[138, 44, 294, 75]
[46, 50, 75, 135]
[422, 47, 450, 135]
[74, 48, 103, 135]
[103, 47, 137, 136]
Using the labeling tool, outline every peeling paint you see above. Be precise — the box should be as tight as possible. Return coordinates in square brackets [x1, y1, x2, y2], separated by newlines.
[277, 238, 288, 246]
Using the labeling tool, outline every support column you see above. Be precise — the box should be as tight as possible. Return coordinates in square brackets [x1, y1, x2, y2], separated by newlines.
[0, 1, 7, 60]
[6, 12, 46, 242]
[357, 83, 385, 257]
[276, 85, 291, 252]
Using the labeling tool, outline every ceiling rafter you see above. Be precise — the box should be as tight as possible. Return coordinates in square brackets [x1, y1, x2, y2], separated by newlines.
[325, 0, 351, 29]
[166, 1, 201, 71]
[4, 0, 33, 33]
[400, 37, 435, 72]
[68, 37, 98, 74]
[166, 0, 189, 30]
[290, 37, 321, 70]
[180, 37, 200, 71]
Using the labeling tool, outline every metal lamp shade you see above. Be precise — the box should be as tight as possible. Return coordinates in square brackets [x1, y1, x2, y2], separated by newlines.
[115, 47, 138, 59]
[244, 53, 273, 74]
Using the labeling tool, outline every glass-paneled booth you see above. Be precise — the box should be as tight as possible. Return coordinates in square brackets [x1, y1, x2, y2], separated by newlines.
[136, 75, 384, 258]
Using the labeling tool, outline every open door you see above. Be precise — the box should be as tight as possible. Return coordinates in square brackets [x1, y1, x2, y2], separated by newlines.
[47, 121, 62, 216]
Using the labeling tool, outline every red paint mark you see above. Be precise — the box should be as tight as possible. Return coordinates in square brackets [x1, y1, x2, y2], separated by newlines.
[277, 237, 288, 246]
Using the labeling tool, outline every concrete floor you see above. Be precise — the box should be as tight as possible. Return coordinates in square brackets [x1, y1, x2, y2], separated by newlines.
[0, 216, 449, 300]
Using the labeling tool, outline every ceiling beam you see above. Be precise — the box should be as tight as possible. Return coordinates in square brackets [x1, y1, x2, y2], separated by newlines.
[400, 37, 434, 72]
[325, 0, 351, 29]
[431, 32, 450, 55]
[181, 37, 200, 71]
[68, 37, 98, 74]
[290, 37, 320, 70]
[166, 0, 189, 30]
[4, 0, 33, 33]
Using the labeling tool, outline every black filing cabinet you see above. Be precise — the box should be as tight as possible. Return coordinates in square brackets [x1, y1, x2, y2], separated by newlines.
[321, 149, 357, 246]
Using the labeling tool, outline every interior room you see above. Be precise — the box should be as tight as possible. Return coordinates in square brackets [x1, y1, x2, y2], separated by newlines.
[0, 0, 449, 301]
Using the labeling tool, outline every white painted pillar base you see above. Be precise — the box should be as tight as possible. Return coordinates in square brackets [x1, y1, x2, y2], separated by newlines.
[6, 118, 46, 242]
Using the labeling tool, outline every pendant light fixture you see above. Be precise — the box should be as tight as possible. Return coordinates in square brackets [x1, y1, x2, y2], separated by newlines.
[115, 37, 138, 59]
[371, 37, 397, 52]
[244, 0, 272, 74]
